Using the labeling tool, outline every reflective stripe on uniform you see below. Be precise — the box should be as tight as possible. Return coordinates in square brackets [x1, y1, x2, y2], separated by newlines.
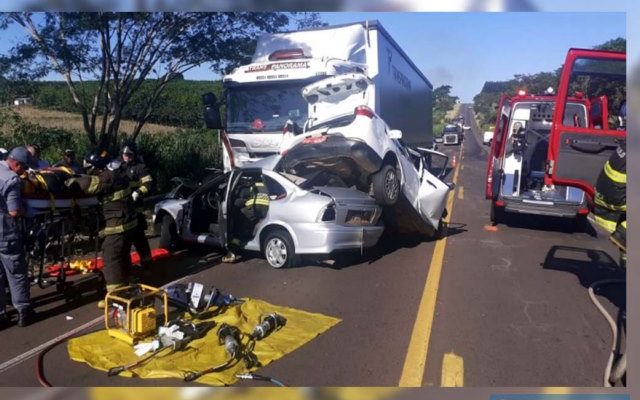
[100, 219, 137, 236]
[137, 186, 149, 195]
[594, 195, 626, 211]
[621, 220, 626, 229]
[593, 214, 617, 233]
[87, 175, 101, 194]
[244, 194, 270, 207]
[140, 175, 153, 184]
[101, 187, 132, 203]
[604, 161, 626, 184]
[129, 181, 141, 188]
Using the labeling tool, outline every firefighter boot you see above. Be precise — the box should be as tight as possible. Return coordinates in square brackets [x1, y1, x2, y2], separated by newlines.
[98, 284, 126, 308]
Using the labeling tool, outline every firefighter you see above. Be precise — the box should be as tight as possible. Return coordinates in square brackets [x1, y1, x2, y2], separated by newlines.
[222, 179, 270, 263]
[591, 101, 626, 265]
[65, 151, 137, 307]
[121, 143, 153, 267]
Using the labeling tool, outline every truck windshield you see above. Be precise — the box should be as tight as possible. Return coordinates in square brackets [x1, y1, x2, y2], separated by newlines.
[226, 83, 309, 134]
[443, 127, 458, 133]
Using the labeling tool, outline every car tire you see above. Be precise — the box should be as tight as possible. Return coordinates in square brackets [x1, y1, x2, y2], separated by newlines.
[489, 203, 504, 225]
[263, 229, 297, 269]
[372, 164, 400, 206]
[159, 214, 181, 250]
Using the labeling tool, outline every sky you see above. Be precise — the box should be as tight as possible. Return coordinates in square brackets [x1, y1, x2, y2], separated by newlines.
[0, 9, 629, 102]
[318, 12, 626, 101]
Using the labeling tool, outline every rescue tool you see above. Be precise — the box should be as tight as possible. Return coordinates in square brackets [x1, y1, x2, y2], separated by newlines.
[107, 319, 216, 377]
[104, 284, 169, 344]
[183, 313, 287, 382]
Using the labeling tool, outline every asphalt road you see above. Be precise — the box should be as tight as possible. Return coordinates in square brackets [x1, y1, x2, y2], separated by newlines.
[0, 104, 625, 387]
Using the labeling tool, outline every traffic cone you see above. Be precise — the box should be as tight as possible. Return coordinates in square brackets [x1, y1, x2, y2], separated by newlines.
[451, 154, 457, 168]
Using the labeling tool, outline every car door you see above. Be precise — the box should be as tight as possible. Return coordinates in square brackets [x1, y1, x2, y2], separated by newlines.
[181, 172, 229, 245]
[415, 149, 452, 229]
[485, 95, 510, 199]
[547, 50, 626, 198]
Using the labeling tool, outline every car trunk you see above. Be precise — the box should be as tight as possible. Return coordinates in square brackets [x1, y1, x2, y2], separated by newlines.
[311, 186, 381, 226]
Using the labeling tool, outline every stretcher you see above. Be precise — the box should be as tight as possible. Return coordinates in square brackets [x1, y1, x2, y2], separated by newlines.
[22, 190, 103, 291]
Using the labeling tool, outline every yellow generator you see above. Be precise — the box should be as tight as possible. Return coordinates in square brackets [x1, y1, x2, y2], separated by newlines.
[104, 284, 169, 344]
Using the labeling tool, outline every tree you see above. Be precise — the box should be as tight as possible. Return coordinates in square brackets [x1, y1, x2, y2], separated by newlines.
[0, 12, 322, 150]
[594, 37, 626, 52]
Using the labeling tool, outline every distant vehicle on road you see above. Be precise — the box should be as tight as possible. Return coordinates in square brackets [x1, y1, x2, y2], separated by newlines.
[483, 131, 493, 145]
[442, 124, 461, 145]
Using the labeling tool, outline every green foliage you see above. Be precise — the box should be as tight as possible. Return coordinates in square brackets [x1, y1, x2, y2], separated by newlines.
[432, 85, 459, 134]
[0, 107, 220, 192]
[594, 37, 626, 52]
[14, 80, 224, 129]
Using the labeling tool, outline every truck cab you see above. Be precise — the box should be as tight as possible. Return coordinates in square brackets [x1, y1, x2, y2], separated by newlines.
[442, 124, 461, 145]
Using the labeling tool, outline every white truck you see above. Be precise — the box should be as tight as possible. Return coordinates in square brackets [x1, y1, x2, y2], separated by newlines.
[203, 21, 433, 171]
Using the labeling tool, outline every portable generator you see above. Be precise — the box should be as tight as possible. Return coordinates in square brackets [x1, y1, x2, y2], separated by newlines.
[104, 284, 169, 345]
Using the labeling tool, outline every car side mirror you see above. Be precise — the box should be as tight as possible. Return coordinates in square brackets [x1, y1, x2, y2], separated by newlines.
[202, 92, 222, 129]
[389, 129, 403, 140]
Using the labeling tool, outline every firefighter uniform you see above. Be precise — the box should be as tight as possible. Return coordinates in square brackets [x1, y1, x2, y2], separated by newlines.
[592, 140, 626, 261]
[222, 181, 270, 263]
[67, 157, 137, 293]
[124, 156, 153, 265]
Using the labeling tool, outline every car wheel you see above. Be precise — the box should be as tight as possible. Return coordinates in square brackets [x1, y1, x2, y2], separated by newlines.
[489, 202, 504, 225]
[372, 164, 400, 206]
[263, 229, 297, 269]
[159, 214, 181, 250]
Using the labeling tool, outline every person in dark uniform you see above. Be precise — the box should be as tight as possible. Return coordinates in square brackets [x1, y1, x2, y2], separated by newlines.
[222, 179, 269, 263]
[591, 101, 626, 266]
[121, 143, 153, 267]
[0, 147, 36, 327]
[54, 149, 84, 175]
[65, 151, 137, 307]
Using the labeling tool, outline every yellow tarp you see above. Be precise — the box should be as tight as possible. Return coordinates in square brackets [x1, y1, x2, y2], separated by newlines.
[69, 298, 341, 386]
[90, 388, 400, 400]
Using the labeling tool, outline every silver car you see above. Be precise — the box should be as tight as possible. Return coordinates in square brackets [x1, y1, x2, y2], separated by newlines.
[153, 155, 384, 268]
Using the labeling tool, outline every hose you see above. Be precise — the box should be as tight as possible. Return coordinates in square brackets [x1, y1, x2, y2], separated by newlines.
[588, 278, 625, 387]
[236, 373, 286, 387]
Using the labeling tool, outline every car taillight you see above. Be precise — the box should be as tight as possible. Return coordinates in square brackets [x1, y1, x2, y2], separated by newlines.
[320, 204, 336, 222]
[354, 105, 375, 119]
[303, 135, 328, 145]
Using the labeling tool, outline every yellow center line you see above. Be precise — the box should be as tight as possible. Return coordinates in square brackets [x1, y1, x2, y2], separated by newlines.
[398, 144, 463, 387]
[457, 186, 464, 200]
[441, 352, 464, 387]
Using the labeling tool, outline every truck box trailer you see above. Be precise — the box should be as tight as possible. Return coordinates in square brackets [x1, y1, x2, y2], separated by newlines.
[208, 20, 433, 171]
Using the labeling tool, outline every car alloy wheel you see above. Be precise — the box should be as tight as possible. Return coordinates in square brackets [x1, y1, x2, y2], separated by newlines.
[384, 168, 399, 202]
[265, 238, 288, 268]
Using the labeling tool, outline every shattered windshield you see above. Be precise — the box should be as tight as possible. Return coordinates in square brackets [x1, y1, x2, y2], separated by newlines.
[226, 83, 308, 133]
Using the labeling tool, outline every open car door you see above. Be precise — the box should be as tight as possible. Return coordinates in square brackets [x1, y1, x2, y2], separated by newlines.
[414, 147, 452, 229]
[486, 94, 510, 199]
[547, 49, 626, 198]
